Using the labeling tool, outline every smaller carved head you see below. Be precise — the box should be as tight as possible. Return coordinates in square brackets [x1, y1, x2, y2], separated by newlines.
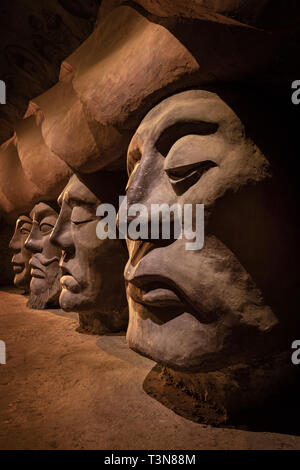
[50, 174, 128, 333]
[25, 202, 61, 309]
[9, 214, 32, 292]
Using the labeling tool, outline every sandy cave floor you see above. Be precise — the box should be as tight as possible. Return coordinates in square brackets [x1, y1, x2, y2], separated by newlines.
[0, 287, 300, 450]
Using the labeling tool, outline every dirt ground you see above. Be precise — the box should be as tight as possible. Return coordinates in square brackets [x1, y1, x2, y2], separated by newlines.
[1, 287, 300, 450]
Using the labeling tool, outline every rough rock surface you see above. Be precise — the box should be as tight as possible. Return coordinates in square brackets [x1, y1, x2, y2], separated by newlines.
[28, 1, 297, 174]
[1, 288, 300, 449]
[15, 115, 72, 202]
[0, 0, 101, 144]
[0, 138, 40, 221]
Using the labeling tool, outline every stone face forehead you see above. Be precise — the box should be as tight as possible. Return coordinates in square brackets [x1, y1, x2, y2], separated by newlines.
[16, 215, 32, 228]
[135, 90, 238, 138]
[60, 175, 100, 206]
[30, 203, 58, 221]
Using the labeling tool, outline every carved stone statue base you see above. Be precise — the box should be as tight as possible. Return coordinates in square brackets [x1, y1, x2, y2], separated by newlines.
[144, 351, 297, 425]
[78, 308, 129, 335]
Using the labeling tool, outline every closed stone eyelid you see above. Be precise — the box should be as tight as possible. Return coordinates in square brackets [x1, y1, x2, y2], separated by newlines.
[165, 160, 218, 177]
[165, 160, 218, 195]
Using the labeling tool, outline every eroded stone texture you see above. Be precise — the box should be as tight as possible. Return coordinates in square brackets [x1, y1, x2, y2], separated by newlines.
[27, 71, 99, 175]
[25, 202, 61, 309]
[122, 89, 299, 415]
[15, 115, 72, 201]
[0, 138, 40, 221]
[0, 0, 101, 144]
[98, 0, 300, 29]
[27, 1, 285, 174]
[8, 214, 32, 293]
[50, 174, 128, 334]
[0, 117, 72, 220]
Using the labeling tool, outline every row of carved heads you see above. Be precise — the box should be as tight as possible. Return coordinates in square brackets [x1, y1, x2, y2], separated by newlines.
[4, 1, 300, 419]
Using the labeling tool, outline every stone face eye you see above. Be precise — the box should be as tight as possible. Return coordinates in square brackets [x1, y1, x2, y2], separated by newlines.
[19, 221, 32, 235]
[20, 226, 31, 235]
[40, 223, 54, 234]
[71, 205, 95, 225]
[166, 160, 218, 182]
[165, 159, 218, 194]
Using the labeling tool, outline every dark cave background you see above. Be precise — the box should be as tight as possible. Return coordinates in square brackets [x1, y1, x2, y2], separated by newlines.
[0, 0, 102, 285]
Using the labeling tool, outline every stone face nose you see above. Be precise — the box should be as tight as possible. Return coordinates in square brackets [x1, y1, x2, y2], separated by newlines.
[9, 232, 19, 252]
[24, 227, 42, 254]
[49, 212, 72, 253]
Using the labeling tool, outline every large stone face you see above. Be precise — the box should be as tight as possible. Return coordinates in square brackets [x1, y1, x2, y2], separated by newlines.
[122, 89, 298, 373]
[50, 174, 128, 334]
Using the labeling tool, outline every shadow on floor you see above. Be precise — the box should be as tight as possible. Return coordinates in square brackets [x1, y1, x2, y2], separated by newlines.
[96, 335, 155, 370]
[143, 363, 300, 436]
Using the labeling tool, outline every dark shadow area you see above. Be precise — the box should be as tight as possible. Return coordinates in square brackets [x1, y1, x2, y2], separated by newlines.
[144, 363, 300, 435]
[0, 217, 14, 287]
[96, 334, 156, 369]
[206, 85, 300, 347]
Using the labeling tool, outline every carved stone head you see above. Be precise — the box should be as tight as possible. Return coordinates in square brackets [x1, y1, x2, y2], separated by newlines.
[50, 174, 128, 334]
[25, 202, 61, 309]
[9, 214, 32, 292]
[123, 89, 298, 375]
